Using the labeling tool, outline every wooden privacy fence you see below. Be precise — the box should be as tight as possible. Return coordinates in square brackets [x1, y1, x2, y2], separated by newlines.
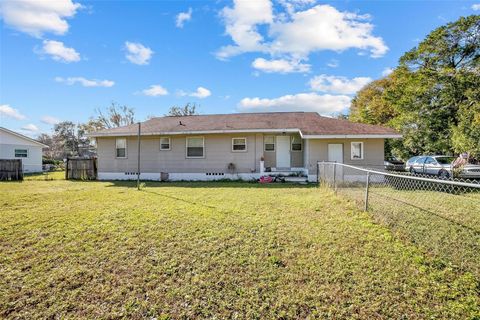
[0, 159, 23, 181]
[65, 158, 97, 180]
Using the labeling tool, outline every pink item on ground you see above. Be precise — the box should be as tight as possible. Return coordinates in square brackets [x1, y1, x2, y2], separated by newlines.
[259, 176, 274, 183]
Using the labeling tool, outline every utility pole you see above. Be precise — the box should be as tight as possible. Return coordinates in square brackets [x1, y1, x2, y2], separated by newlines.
[137, 122, 141, 190]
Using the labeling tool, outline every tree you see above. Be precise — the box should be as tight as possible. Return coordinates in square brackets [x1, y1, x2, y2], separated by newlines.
[37, 133, 57, 159]
[166, 103, 198, 116]
[350, 15, 480, 158]
[350, 75, 399, 126]
[53, 121, 80, 158]
[89, 102, 136, 129]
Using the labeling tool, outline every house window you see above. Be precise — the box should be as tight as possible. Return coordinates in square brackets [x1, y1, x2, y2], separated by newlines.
[351, 142, 364, 160]
[232, 138, 247, 152]
[160, 137, 171, 151]
[116, 138, 127, 158]
[186, 137, 204, 158]
[264, 136, 275, 151]
[14, 149, 28, 158]
[291, 136, 302, 151]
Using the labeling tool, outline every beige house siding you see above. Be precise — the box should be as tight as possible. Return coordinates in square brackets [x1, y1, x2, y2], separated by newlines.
[306, 138, 385, 173]
[98, 134, 262, 174]
[290, 133, 304, 167]
[97, 134, 384, 175]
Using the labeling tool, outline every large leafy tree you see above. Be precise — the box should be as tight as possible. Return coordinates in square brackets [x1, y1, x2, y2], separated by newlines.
[350, 15, 480, 158]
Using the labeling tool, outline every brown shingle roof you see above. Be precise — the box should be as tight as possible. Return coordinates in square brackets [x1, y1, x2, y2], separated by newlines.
[89, 112, 400, 138]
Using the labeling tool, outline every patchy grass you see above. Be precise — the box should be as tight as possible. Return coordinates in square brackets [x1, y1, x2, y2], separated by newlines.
[0, 180, 479, 319]
[334, 184, 480, 279]
[23, 171, 65, 181]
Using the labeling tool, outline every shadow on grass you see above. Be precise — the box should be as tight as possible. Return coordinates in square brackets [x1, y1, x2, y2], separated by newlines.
[104, 180, 318, 189]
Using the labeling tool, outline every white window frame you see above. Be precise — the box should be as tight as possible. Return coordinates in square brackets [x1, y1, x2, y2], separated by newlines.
[186, 136, 205, 159]
[351, 142, 364, 160]
[115, 138, 127, 159]
[264, 135, 275, 152]
[291, 136, 302, 152]
[14, 148, 28, 158]
[232, 137, 247, 152]
[160, 137, 171, 151]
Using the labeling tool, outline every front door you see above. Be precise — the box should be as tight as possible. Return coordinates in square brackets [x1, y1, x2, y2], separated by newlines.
[276, 136, 290, 168]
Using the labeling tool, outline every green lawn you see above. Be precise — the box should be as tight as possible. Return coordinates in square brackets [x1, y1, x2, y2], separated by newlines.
[1, 180, 479, 319]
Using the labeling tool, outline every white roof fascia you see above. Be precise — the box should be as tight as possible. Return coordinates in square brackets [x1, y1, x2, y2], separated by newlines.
[302, 134, 402, 139]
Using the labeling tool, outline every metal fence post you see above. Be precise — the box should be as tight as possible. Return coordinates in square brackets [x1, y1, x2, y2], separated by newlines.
[317, 161, 320, 184]
[333, 162, 336, 193]
[137, 122, 141, 190]
[364, 171, 370, 211]
[322, 161, 325, 183]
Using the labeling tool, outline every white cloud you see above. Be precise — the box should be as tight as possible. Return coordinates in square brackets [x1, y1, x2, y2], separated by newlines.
[0, 0, 82, 37]
[381, 67, 394, 77]
[124, 41, 153, 65]
[217, 2, 387, 72]
[252, 58, 310, 73]
[176, 8, 192, 28]
[21, 123, 39, 132]
[269, 5, 387, 59]
[178, 87, 212, 98]
[216, 0, 273, 60]
[238, 92, 351, 114]
[142, 85, 169, 97]
[55, 77, 115, 87]
[41, 115, 60, 125]
[190, 87, 211, 98]
[0, 104, 26, 120]
[40, 40, 80, 63]
[472, 4, 480, 10]
[309, 74, 372, 94]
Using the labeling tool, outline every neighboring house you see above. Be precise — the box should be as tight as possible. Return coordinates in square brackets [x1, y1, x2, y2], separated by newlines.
[89, 112, 401, 181]
[0, 127, 48, 173]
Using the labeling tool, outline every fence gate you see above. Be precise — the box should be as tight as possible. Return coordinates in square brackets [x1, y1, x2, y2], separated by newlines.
[0, 159, 23, 181]
[65, 158, 97, 180]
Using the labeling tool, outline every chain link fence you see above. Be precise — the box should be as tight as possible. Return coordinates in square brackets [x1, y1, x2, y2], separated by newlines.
[317, 161, 480, 279]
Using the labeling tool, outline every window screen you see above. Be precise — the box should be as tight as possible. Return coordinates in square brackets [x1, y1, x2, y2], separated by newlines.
[232, 138, 247, 151]
[187, 137, 204, 158]
[116, 138, 127, 158]
[264, 136, 275, 151]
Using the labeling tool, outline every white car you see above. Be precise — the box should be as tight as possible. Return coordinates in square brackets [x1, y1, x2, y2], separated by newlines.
[407, 155, 480, 179]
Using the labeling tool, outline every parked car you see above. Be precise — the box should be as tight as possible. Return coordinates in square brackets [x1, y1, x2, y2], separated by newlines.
[406, 155, 480, 179]
[404, 156, 421, 171]
[384, 156, 405, 171]
[457, 164, 480, 179]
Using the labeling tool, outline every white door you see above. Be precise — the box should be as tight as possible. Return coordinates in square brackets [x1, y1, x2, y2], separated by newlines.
[276, 136, 290, 168]
[328, 144, 343, 163]
[328, 144, 343, 180]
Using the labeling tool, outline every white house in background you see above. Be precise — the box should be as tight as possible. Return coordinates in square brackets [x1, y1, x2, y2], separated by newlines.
[0, 127, 47, 173]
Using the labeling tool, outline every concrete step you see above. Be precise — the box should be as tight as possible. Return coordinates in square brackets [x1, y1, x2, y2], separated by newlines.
[284, 176, 309, 183]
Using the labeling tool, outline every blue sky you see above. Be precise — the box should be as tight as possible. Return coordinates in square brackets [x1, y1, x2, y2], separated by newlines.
[1, 0, 479, 137]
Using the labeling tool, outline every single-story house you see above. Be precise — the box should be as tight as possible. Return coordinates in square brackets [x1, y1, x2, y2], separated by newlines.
[89, 112, 401, 182]
[0, 127, 48, 173]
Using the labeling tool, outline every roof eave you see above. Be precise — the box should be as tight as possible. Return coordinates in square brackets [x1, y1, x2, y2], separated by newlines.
[0, 127, 49, 147]
[302, 134, 403, 139]
[87, 128, 302, 137]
